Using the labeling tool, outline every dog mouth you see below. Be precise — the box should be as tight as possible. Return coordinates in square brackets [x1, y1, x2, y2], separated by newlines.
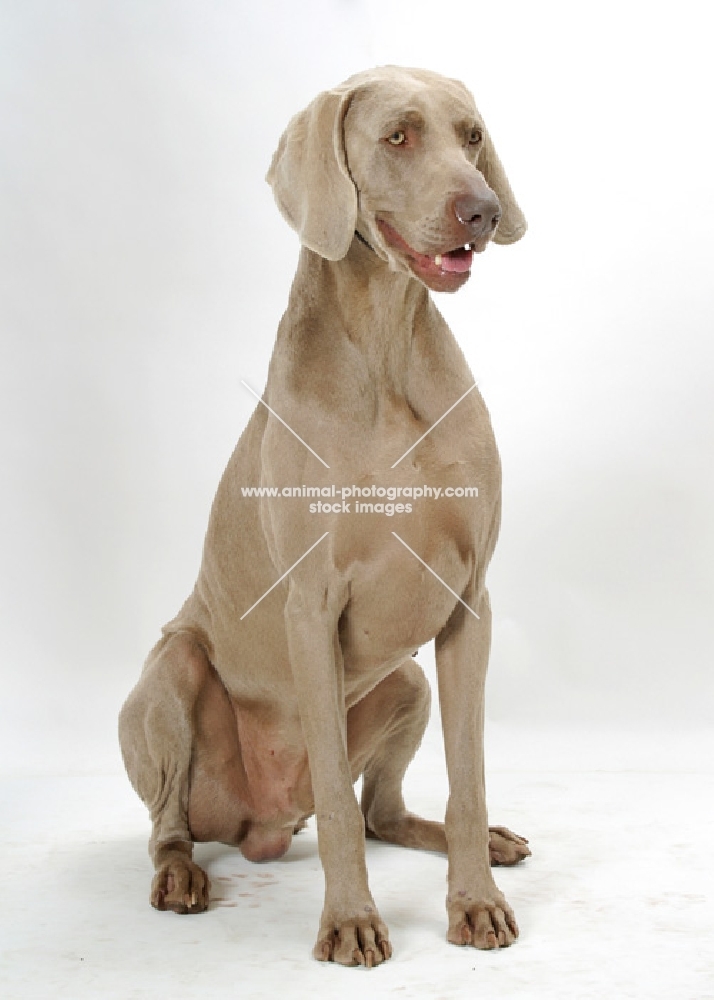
[430, 244, 475, 274]
[375, 219, 486, 287]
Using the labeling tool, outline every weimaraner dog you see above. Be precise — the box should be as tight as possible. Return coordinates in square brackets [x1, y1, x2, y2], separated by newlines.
[119, 65, 529, 967]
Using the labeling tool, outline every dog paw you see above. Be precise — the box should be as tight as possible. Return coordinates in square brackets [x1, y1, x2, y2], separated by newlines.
[151, 855, 210, 914]
[488, 825, 531, 866]
[313, 906, 392, 967]
[446, 889, 518, 949]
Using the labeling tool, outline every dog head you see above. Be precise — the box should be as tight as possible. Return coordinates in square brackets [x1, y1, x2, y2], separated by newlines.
[266, 66, 526, 293]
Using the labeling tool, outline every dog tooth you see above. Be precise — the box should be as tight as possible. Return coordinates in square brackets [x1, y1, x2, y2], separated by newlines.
[434, 254, 442, 267]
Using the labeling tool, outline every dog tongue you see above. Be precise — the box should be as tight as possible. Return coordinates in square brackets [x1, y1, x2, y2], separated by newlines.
[440, 247, 473, 273]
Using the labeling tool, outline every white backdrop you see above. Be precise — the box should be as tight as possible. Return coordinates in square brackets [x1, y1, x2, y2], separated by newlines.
[1, 0, 713, 775]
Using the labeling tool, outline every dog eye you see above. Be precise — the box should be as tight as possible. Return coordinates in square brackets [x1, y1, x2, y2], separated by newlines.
[386, 130, 407, 146]
[468, 127, 483, 146]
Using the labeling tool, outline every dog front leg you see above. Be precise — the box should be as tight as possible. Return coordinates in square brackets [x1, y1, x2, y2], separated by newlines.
[284, 583, 392, 968]
[435, 587, 519, 949]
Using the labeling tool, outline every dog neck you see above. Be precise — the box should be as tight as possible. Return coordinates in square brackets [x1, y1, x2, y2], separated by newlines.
[354, 229, 375, 253]
[289, 236, 430, 395]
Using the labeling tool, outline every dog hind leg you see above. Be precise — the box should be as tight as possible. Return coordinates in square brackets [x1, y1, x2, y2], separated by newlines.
[350, 659, 530, 865]
[118, 631, 211, 913]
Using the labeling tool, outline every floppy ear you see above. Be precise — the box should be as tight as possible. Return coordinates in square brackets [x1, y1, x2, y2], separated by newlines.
[266, 88, 358, 261]
[479, 132, 527, 245]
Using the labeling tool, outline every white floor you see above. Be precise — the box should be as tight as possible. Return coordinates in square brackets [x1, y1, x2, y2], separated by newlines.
[2, 724, 713, 1000]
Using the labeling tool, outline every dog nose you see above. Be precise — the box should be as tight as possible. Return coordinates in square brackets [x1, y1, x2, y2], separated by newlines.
[453, 189, 502, 236]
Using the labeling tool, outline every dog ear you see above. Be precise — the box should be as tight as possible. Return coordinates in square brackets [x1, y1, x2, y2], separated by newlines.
[266, 88, 357, 261]
[478, 132, 527, 245]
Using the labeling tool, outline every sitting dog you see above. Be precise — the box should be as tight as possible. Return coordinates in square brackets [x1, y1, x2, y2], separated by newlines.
[119, 65, 529, 967]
